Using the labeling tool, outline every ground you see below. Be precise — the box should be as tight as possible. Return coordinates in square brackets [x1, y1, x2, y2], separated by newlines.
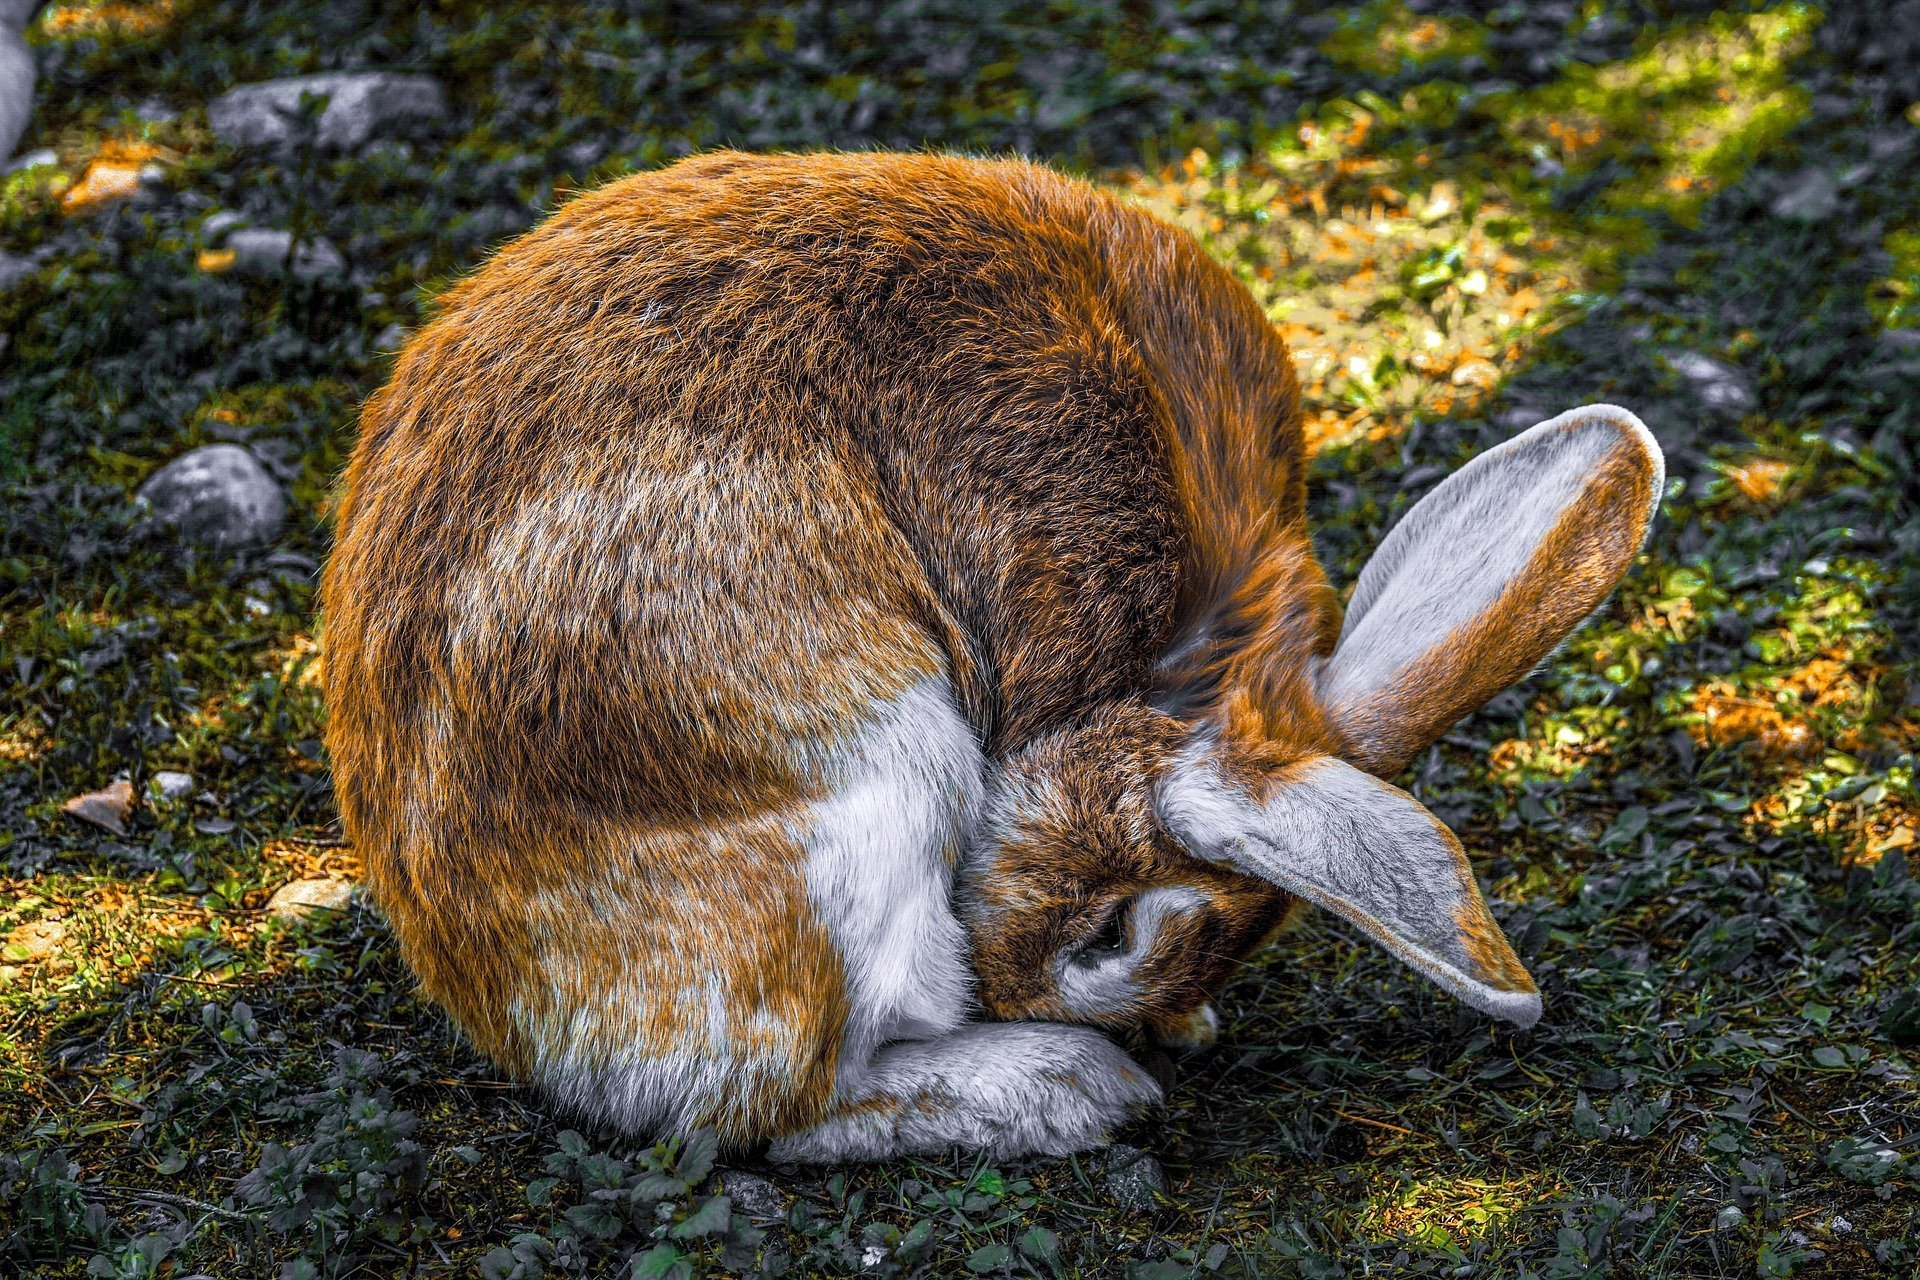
[2, 1, 1917, 1276]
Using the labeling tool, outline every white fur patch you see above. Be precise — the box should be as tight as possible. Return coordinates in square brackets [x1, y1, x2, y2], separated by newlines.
[505, 679, 985, 1138]
[797, 679, 985, 1083]
[767, 1022, 1161, 1163]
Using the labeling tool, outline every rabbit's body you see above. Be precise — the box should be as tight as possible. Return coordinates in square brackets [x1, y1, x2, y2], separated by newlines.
[324, 152, 1320, 1156]
[326, 151, 1663, 1162]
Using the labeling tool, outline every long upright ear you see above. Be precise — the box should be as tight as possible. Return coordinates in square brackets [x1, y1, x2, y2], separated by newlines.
[1159, 749, 1541, 1027]
[1322, 404, 1664, 776]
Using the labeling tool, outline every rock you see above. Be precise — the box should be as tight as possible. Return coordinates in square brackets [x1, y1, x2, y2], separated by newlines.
[224, 227, 345, 280]
[200, 210, 250, 244]
[1868, 128, 1915, 161]
[149, 770, 194, 801]
[0, 248, 32, 290]
[720, 1171, 786, 1225]
[135, 97, 177, 124]
[1104, 1144, 1166, 1214]
[135, 444, 288, 550]
[1494, 405, 1547, 433]
[208, 72, 447, 151]
[1879, 328, 1920, 352]
[62, 779, 135, 836]
[5, 146, 54, 174]
[1664, 350, 1756, 415]
[1769, 167, 1839, 222]
[373, 322, 407, 351]
[267, 877, 355, 921]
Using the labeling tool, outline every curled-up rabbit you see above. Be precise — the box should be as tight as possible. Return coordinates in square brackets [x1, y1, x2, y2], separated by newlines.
[322, 151, 1662, 1164]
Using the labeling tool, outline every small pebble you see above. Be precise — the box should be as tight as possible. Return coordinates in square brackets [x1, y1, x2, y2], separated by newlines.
[1769, 167, 1839, 223]
[200, 210, 249, 244]
[150, 770, 194, 801]
[225, 227, 346, 280]
[5, 147, 57, 174]
[1494, 405, 1547, 432]
[209, 72, 447, 151]
[0, 248, 33, 290]
[135, 444, 288, 550]
[1104, 1143, 1166, 1214]
[267, 877, 355, 921]
[720, 1170, 787, 1224]
[1663, 350, 1756, 415]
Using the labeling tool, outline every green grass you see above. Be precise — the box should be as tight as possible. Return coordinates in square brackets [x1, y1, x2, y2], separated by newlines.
[2, 1, 1917, 1275]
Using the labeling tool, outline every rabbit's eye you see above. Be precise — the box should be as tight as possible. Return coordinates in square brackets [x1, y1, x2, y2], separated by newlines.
[1071, 900, 1133, 968]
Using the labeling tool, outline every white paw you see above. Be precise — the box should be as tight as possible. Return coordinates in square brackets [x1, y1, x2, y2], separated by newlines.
[946, 1022, 1163, 1159]
[769, 1022, 1161, 1164]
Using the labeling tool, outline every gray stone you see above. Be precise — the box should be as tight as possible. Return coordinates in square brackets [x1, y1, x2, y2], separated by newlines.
[200, 210, 250, 245]
[720, 1171, 786, 1225]
[373, 322, 407, 351]
[0, 248, 32, 290]
[267, 877, 355, 921]
[1494, 405, 1547, 433]
[226, 227, 345, 280]
[1879, 328, 1920, 351]
[1104, 1144, 1166, 1214]
[150, 770, 194, 801]
[136, 444, 288, 550]
[5, 146, 54, 173]
[1664, 350, 1756, 415]
[1769, 167, 1839, 222]
[209, 72, 447, 151]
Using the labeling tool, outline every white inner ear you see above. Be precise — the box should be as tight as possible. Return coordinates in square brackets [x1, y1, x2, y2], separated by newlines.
[1053, 885, 1205, 1019]
[1158, 746, 1541, 1028]
[1322, 403, 1663, 712]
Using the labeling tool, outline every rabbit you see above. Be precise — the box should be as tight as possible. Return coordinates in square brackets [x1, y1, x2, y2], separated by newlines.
[321, 149, 1663, 1165]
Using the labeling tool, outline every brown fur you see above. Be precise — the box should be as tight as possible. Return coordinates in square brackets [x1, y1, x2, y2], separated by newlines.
[323, 151, 1339, 1138]
[323, 151, 1635, 1144]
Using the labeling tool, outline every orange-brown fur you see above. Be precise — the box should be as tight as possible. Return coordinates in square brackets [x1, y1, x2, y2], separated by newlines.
[322, 151, 1380, 1138]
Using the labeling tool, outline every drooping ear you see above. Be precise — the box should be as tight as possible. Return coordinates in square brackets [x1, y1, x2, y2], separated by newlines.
[1158, 748, 1541, 1027]
[1322, 404, 1664, 776]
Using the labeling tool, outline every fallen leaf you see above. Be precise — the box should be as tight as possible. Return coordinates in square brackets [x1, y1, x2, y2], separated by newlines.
[62, 778, 135, 835]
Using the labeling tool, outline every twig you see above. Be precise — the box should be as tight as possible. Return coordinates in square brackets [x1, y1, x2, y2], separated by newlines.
[1333, 1109, 1415, 1136]
[105, 1187, 247, 1222]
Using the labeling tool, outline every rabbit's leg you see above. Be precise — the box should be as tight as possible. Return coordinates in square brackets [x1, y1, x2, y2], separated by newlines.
[767, 1022, 1161, 1163]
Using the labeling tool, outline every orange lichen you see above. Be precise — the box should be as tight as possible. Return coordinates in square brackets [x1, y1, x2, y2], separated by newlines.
[59, 140, 165, 214]
[41, 0, 174, 37]
[1688, 682, 1819, 759]
[1726, 457, 1792, 503]
[0, 720, 50, 764]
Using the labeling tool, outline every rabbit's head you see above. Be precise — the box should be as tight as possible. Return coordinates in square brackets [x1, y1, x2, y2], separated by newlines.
[960, 405, 1664, 1042]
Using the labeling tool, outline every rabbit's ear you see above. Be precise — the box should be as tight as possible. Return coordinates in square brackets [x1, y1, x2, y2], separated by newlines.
[1322, 405, 1663, 776]
[1160, 750, 1540, 1026]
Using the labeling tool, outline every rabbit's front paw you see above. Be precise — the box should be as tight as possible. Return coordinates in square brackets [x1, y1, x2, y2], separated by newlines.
[769, 1022, 1161, 1163]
